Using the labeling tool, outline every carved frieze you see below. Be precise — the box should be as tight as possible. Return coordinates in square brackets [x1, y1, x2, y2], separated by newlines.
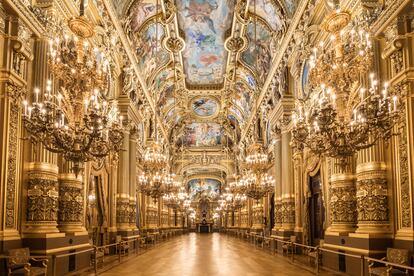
[116, 197, 130, 224]
[5, 94, 20, 228]
[58, 183, 84, 223]
[356, 178, 389, 223]
[398, 102, 411, 228]
[129, 201, 137, 225]
[275, 200, 283, 225]
[329, 186, 357, 224]
[281, 200, 295, 224]
[27, 178, 59, 222]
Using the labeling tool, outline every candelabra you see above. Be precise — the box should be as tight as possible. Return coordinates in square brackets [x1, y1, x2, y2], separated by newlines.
[22, 7, 124, 176]
[291, 11, 400, 169]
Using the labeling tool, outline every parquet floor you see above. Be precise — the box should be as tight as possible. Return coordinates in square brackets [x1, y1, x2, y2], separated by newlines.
[99, 233, 322, 276]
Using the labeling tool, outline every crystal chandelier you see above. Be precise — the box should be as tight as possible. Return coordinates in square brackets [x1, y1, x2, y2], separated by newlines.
[291, 11, 400, 168]
[241, 143, 274, 201]
[22, 3, 124, 176]
[138, 171, 165, 200]
[163, 193, 180, 209]
[142, 141, 168, 172]
[138, 140, 169, 200]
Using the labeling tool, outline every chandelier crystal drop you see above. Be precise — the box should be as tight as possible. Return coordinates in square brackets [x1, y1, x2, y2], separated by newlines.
[291, 10, 401, 169]
[22, 7, 124, 176]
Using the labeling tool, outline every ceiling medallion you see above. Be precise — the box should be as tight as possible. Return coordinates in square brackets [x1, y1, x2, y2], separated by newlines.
[190, 97, 219, 118]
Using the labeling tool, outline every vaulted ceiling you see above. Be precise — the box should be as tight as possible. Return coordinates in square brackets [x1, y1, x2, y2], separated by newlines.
[117, 0, 297, 181]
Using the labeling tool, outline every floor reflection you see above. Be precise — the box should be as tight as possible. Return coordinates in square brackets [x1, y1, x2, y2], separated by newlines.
[100, 233, 317, 276]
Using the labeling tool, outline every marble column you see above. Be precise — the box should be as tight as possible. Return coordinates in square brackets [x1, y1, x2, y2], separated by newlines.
[326, 157, 357, 235]
[281, 131, 295, 234]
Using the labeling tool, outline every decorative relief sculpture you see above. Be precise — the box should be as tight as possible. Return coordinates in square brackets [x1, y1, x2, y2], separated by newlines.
[356, 179, 389, 222]
[58, 185, 84, 223]
[116, 198, 130, 224]
[27, 178, 59, 222]
[282, 200, 295, 224]
[329, 186, 357, 224]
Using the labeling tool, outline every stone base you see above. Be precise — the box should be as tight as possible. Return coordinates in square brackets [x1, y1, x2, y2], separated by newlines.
[326, 225, 356, 236]
[24, 222, 60, 234]
[22, 233, 91, 275]
[322, 233, 392, 275]
[58, 224, 87, 235]
[117, 229, 140, 237]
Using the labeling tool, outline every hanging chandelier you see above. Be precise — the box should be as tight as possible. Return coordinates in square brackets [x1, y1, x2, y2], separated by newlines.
[291, 11, 400, 169]
[22, 3, 124, 176]
[241, 143, 274, 201]
[163, 193, 180, 209]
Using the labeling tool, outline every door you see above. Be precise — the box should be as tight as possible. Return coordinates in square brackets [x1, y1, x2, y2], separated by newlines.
[309, 171, 324, 246]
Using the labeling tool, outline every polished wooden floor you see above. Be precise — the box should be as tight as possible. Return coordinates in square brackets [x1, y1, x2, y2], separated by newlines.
[100, 233, 320, 276]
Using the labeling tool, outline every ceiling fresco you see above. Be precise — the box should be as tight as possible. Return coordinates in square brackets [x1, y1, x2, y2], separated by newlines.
[188, 178, 221, 200]
[136, 22, 170, 83]
[241, 19, 273, 82]
[158, 82, 175, 111]
[176, 0, 234, 86]
[178, 122, 224, 147]
[129, 0, 160, 31]
[233, 82, 253, 117]
[248, 0, 284, 31]
[191, 97, 219, 117]
[283, 0, 297, 17]
[122, 0, 292, 177]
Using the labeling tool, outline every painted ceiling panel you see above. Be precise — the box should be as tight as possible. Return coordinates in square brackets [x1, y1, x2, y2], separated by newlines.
[248, 0, 283, 31]
[283, 0, 297, 17]
[129, 0, 160, 31]
[188, 178, 221, 200]
[158, 82, 175, 111]
[237, 69, 256, 90]
[136, 22, 170, 83]
[177, 123, 227, 147]
[153, 68, 175, 91]
[176, 0, 234, 86]
[241, 20, 273, 82]
[233, 82, 252, 116]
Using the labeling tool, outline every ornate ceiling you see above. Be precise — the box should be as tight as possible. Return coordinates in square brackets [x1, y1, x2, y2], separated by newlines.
[118, 0, 297, 180]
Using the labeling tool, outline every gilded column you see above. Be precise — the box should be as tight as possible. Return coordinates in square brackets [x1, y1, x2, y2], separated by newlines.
[251, 200, 264, 232]
[326, 157, 357, 235]
[381, 17, 414, 242]
[281, 131, 295, 234]
[24, 38, 60, 235]
[58, 159, 86, 234]
[116, 128, 130, 234]
[0, 13, 32, 242]
[293, 149, 303, 235]
[271, 131, 282, 235]
[352, 140, 391, 236]
[129, 128, 138, 232]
